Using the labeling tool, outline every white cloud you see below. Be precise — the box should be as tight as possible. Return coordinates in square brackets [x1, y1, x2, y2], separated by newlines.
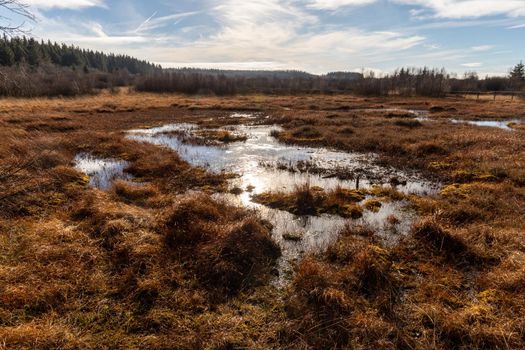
[292, 30, 424, 54]
[65, 35, 149, 45]
[40, 0, 419, 73]
[462, 62, 482, 67]
[159, 61, 288, 70]
[395, 0, 525, 19]
[87, 22, 107, 37]
[471, 45, 494, 51]
[25, 0, 106, 10]
[23, 0, 519, 75]
[307, 0, 377, 10]
[409, 8, 425, 16]
[424, 43, 441, 49]
[26, 0, 426, 73]
[211, 0, 317, 46]
[147, 0, 423, 72]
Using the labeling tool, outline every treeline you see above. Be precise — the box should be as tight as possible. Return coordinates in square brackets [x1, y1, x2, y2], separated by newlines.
[0, 36, 523, 98]
[354, 68, 449, 97]
[0, 36, 159, 74]
[450, 62, 525, 92]
[135, 68, 362, 95]
[343, 65, 525, 97]
[0, 64, 137, 97]
[136, 65, 525, 97]
[136, 67, 448, 96]
[0, 36, 162, 97]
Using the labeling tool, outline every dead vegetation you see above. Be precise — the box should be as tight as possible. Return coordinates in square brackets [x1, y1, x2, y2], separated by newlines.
[194, 129, 248, 143]
[252, 183, 404, 219]
[0, 99, 287, 348]
[162, 128, 248, 146]
[1, 91, 524, 349]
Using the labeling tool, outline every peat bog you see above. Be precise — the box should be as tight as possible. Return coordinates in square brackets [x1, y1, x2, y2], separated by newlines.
[1, 91, 525, 349]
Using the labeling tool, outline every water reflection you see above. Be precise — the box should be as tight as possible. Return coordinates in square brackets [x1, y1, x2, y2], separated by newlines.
[129, 123, 436, 196]
[128, 120, 437, 284]
[218, 192, 413, 285]
[74, 153, 130, 190]
[451, 119, 523, 130]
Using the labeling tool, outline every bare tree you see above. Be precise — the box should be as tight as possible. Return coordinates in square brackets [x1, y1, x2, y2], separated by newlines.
[0, 0, 34, 35]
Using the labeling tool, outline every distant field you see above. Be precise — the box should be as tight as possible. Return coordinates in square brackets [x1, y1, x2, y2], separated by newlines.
[452, 91, 523, 101]
[1, 90, 524, 349]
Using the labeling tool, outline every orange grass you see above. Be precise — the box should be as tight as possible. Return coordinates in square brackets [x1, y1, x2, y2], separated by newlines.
[1, 91, 524, 348]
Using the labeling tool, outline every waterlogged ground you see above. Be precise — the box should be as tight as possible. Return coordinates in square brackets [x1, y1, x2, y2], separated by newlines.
[409, 109, 523, 130]
[5, 93, 525, 348]
[74, 153, 131, 190]
[450, 118, 523, 130]
[375, 107, 523, 130]
[127, 123, 436, 194]
[125, 117, 438, 283]
[72, 111, 494, 282]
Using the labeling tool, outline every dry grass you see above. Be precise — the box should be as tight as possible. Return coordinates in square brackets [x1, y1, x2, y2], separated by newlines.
[1, 90, 524, 348]
[274, 120, 525, 186]
[194, 129, 248, 143]
[268, 94, 525, 348]
[0, 93, 288, 348]
[161, 128, 248, 146]
[283, 229, 399, 348]
[252, 183, 402, 219]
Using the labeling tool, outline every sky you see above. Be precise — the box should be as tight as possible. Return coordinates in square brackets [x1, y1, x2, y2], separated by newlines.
[2, 0, 525, 75]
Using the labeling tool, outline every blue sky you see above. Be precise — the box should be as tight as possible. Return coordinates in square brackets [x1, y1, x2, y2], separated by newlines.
[4, 0, 525, 75]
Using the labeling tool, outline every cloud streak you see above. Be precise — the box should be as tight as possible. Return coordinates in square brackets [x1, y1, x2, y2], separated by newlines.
[134, 11, 200, 33]
[26, 0, 523, 75]
[396, 0, 525, 19]
[25, 0, 106, 10]
[307, 0, 377, 10]
[462, 62, 482, 68]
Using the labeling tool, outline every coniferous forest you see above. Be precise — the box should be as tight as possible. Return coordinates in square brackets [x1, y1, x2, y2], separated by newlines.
[0, 36, 159, 97]
[0, 36, 158, 73]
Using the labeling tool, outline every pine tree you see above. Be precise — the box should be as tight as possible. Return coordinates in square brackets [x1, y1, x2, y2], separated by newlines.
[510, 61, 525, 81]
[0, 36, 158, 73]
[0, 41, 15, 66]
[11, 38, 25, 63]
[26, 38, 40, 66]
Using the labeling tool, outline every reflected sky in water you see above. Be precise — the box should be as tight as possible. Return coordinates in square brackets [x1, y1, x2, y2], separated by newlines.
[128, 119, 436, 285]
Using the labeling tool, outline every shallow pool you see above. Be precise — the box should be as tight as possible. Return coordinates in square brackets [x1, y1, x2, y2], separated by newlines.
[128, 118, 438, 284]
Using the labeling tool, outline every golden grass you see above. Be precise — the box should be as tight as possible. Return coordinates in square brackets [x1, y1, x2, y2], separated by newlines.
[252, 184, 402, 219]
[1, 91, 524, 348]
[0, 93, 287, 348]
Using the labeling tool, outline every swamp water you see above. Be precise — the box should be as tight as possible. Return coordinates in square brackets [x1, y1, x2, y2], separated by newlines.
[126, 120, 438, 284]
[74, 111, 523, 283]
[450, 119, 523, 131]
[367, 107, 523, 130]
[74, 153, 131, 190]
